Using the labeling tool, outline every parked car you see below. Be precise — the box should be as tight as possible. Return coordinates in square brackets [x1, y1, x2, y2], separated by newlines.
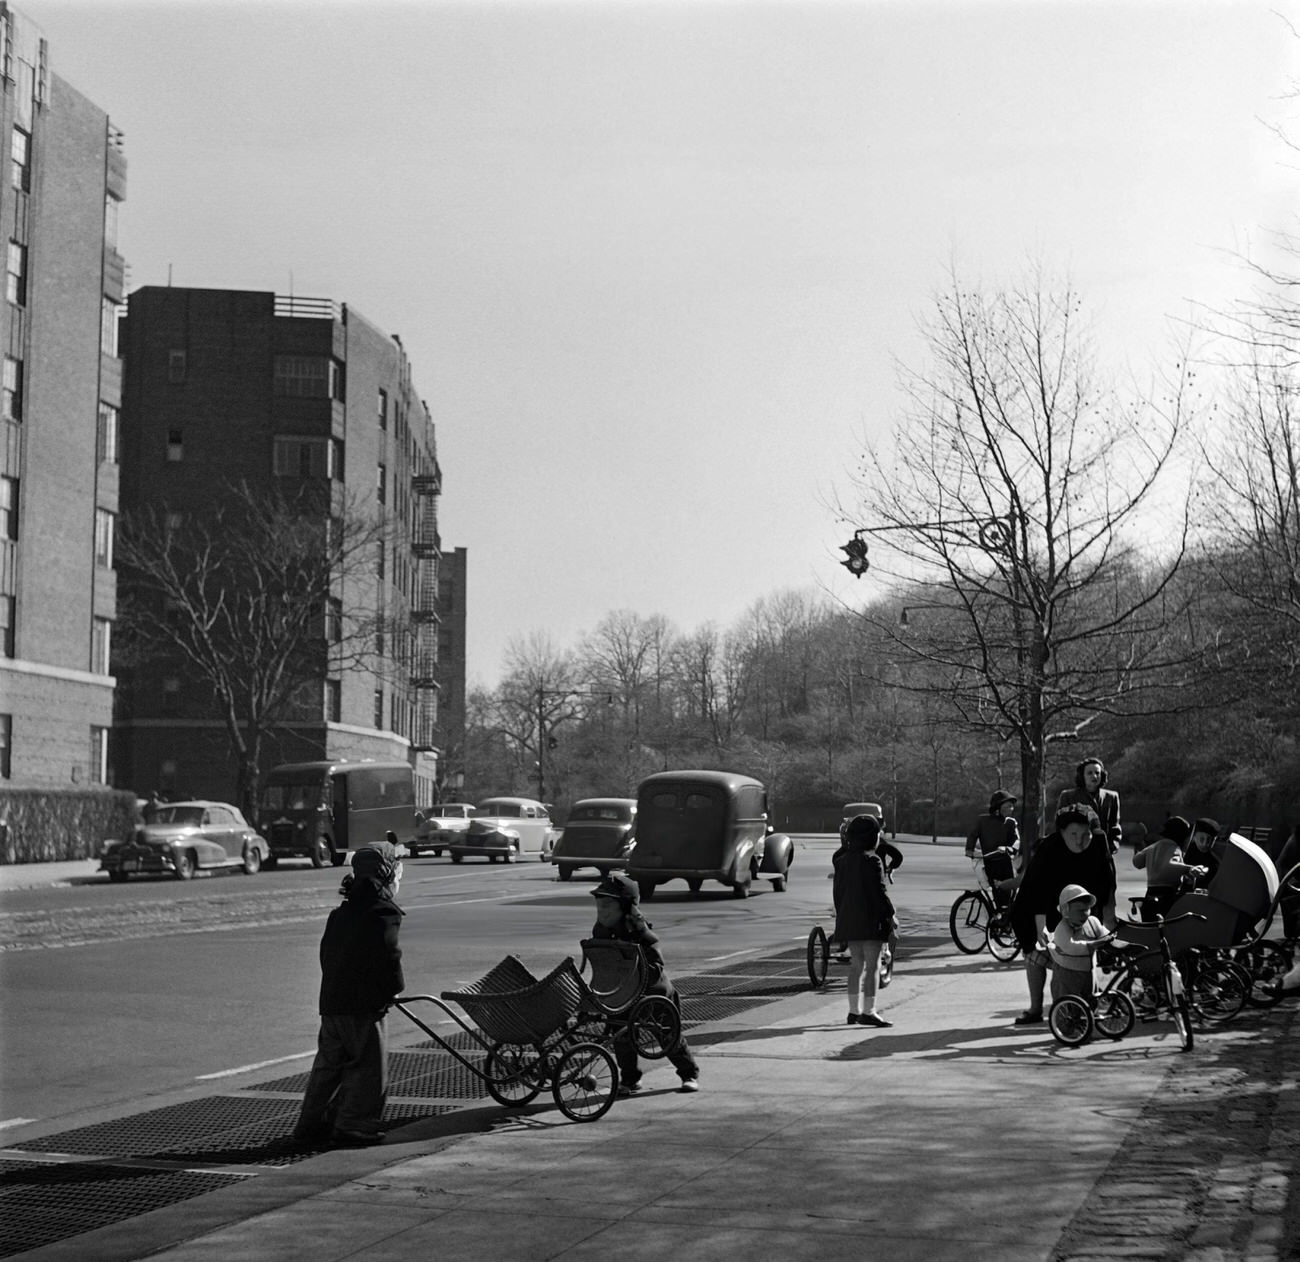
[447, 797, 555, 863]
[100, 802, 269, 882]
[841, 802, 885, 835]
[550, 798, 637, 881]
[409, 802, 475, 857]
[625, 770, 794, 899]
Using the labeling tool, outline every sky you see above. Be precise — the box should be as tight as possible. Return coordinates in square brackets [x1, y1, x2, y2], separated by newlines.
[27, 0, 1300, 687]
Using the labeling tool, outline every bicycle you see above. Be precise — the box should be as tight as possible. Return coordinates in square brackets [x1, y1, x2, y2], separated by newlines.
[949, 849, 1021, 962]
[1059, 910, 1208, 1052]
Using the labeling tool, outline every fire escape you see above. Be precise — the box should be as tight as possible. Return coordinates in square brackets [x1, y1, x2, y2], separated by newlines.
[409, 461, 442, 750]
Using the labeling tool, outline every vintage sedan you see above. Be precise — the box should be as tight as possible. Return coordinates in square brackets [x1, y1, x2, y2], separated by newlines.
[625, 770, 794, 900]
[100, 801, 269, 882]
[408, 802, 475, 857]
[447, 797, 555, 864]
[550, 798, 637, 881]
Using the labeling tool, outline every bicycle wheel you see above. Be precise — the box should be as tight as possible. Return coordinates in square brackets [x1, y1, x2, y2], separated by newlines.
[1048, 995, 1092, 1046]
[484, 1042, 545, 1107]
[986, 909, 1022, 962]
[949, 891, 989, 954]
[629, 994, 682, 1060]
[807, 925, 830, 987]
[1188, 956, 1249, 1025]
[1242, 941, 1289, 1009]
[1093, 991, 1136, 1040]
[552, 1041, 618, 1122]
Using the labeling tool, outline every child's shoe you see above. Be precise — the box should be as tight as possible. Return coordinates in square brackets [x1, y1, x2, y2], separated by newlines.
[679, 1076, 700, 1093]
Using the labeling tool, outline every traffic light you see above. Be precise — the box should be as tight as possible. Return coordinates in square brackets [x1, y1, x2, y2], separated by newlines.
[839, 532, 869, 578]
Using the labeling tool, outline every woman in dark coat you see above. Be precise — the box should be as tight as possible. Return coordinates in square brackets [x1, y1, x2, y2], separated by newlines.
[1010, 806, 1116, 1025]
[832, 814, 898, 1028]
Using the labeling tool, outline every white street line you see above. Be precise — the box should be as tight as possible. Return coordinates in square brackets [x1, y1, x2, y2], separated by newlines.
[0, 1118, 37, 1130]
[196, 1051, 316, 1081]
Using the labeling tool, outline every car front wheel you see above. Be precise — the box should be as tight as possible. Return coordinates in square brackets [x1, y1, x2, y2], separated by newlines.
[242, 845, 262, 875]
[174, 850, 196, 881]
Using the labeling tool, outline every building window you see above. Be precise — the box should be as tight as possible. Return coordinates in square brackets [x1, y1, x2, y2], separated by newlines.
[326, 596, 342, 642]
[0, 595, 13, 658]
[376, 539, 385, 580]
[101, 299, 120, 356]
[161, 676, 180, 714]
[10, 127, 29, 192]
[0, 714, 10, 779]
[94, 508, 114, 568]
[104, 194, 119, 250]
[6, 240, 26, 306]
[377, 389, 388, 429]
[167, 349, 187, 382]
[273, 355, 328, 397]
[377, 462, 386, 505]
[2, 356, 22, 422]
[91, 617, 111, 674]
[330, 437, 344, 481]
[329, 358, 345, 401]
[373, 687, 384, 729]
[272, 436, 332, 478]
[166, 429, 183, 462]
[324, 678, 341, 723]
[0, 476, 17, 540]
[97, 402, 119, 463]
[90, 726, 109, 785]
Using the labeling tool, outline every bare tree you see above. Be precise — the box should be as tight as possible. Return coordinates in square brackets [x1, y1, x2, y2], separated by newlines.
[115, 482, 391, 819]
[843, 267, 1205, 832]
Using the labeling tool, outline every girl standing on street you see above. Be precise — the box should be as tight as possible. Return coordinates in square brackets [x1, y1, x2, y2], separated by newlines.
[832, 814, 899, 1028]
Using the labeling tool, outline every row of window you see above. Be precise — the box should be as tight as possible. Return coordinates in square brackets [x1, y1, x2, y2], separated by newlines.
[0, 717, 109, 784]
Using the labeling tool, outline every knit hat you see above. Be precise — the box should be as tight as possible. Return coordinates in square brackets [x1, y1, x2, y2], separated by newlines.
[351, 839, 404, 881]
[591, 872, 639, 904]
[1058, 883, 1096, 913]
[989, 789, 1017, 812]
[1160, 816, 1193, 845]
[845, 813, 882, 843]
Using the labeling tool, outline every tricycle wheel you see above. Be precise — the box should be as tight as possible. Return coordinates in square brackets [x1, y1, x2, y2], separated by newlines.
[630, 994, 681, 1059]
[1094, 991, 1136, 1040]
[1048, 995, 1092, 1046]
[807, 925, 829, 988]
[552, 1041, 617, 1122]
[484, 1043, 545, 1106]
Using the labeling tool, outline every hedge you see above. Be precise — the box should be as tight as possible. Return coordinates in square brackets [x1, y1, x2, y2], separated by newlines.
[0, 787, 139, 864]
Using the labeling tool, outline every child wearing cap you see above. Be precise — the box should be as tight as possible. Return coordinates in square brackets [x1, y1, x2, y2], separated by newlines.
[588, 872, 700, 1095]
[292, 837, 406, 1148]
[964, 789, 1021, 906]
[1048, 884, 1114, 1005]
[1133, 816, 1206, 922]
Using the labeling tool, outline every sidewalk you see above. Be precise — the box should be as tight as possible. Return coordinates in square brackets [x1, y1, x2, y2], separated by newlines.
[19, 929, 1298, 1262]
[0, 859, 106, 891]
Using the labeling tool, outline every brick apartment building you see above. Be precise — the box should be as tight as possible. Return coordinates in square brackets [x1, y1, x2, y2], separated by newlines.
[115, 286, 465, 808]
[0, 4, 127, 789]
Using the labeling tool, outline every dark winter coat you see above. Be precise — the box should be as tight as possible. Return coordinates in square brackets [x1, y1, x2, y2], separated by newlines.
[590, 910, 675, 999]
[832, 842, 895, 942]
[1057, 786, 1121, 841]
[318, 882, 405, 1016]
[1011, 830, 1116, 951]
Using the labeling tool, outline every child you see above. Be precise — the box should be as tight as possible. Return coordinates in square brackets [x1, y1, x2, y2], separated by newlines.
[292, 838, 405, 1148]
[1047, 883, 1113, 1005]
[964, 789, 1020, 906]
[588, 872, 700, 1095]
[1132, 816, 1205, 921]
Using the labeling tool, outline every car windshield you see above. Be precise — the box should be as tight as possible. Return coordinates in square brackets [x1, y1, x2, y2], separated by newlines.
[474, 803, 521, 818]
[262, 780, 324, 811]
[571, 805, 631, 823]
[153, 806, 205, 826]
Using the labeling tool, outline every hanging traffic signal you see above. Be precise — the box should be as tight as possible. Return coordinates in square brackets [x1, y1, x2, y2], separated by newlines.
[840, 531, 869, 578]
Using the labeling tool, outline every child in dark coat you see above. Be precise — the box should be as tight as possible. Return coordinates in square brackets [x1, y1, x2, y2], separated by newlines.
[588, 872, 700, 1095]
[292, 837, 405, 1147]
[832, 814, 899, 1027]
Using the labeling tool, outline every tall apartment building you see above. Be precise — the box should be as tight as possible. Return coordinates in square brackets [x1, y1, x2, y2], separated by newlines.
[115, 286, 460, 807]
[435, 545, 468, 790]
[0, 4, 126, 788]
